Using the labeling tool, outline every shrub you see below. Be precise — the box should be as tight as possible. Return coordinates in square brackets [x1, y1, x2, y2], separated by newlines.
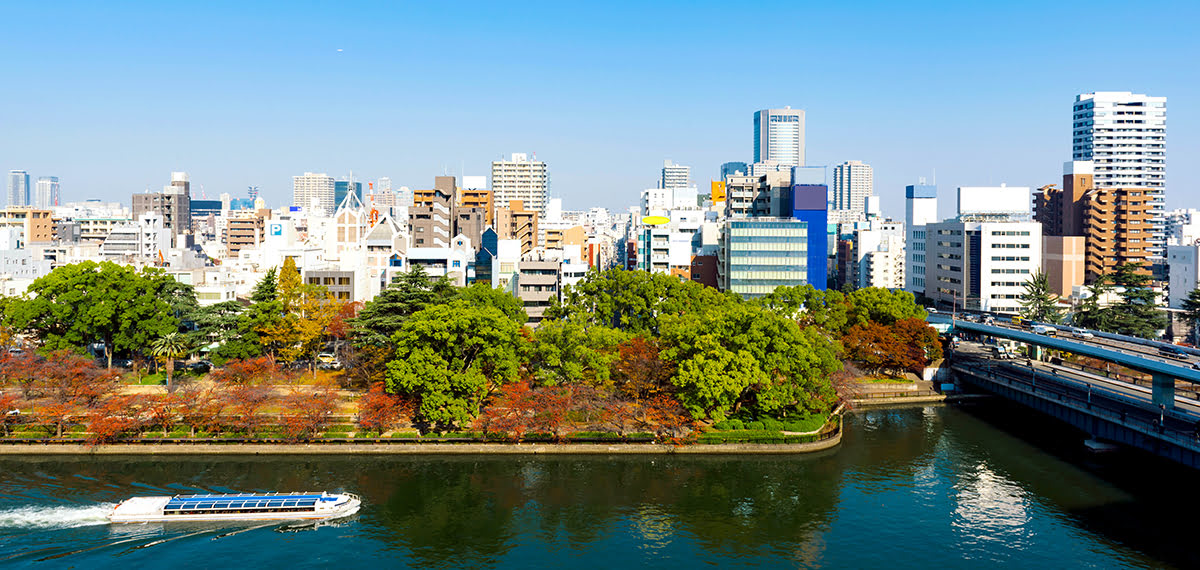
[745, 421, 765, 430]
[761, 419, 783, 431]
[391, 432, 420, 438]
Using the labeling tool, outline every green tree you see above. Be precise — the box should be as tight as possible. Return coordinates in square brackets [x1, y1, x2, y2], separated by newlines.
[846, 287, 927, 328]
[527, 321, 627, 387]
[1109, 262, 1166, 339]
[756, 285, 853, 334]
[548, 268, 740, 335]
[3, 261, 180, 367]
[659, 303, 841, 421]
[386, 301, 524, 429]
[351, 266, 456, 347]
[1181, 288, 1200, 344]
[188, 300, 244, 350]
[1073, 274, 1116, 332]
[454, 282, 528, 324]
[1018, 269, 1064, 323]
[150, 332, 192, 390]
[211, 269, 281, 363]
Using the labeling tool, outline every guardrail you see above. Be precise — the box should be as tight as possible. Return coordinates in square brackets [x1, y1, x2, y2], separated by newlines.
[952, 361, 1200, 451]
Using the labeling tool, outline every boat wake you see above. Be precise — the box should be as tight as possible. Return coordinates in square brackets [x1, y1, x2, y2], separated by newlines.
[0, 504, 114, 529]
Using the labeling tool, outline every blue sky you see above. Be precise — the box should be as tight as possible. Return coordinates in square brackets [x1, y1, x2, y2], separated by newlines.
[1, 1, 1197, 220]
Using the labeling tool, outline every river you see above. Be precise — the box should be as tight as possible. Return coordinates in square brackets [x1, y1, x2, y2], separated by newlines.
[1, 401, 1195, 568]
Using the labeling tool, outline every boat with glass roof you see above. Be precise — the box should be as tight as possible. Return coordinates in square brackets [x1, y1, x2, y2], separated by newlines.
[108, 491, 361, 523]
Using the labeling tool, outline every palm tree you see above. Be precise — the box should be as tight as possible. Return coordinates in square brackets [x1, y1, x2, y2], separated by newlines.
[150, 332, 192, 391]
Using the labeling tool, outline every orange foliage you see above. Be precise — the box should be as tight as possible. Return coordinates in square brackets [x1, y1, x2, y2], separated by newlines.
[281, 389, 339, 441]
[356, 383, 411, 433]
[611, 337, 676, 401]
[85, 395, 145, 445]
[209, 356, 286, 386]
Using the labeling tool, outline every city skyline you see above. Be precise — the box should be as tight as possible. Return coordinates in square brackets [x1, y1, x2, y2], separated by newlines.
[1, 2, 1197, 220]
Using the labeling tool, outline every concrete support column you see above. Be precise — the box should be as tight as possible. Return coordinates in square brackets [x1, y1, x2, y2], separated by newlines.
[1152, 374, 1175, 410]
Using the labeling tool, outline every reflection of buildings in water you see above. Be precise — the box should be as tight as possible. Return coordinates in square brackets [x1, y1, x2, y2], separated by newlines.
[953, 463, 1033, 552]
[632, 505, 677, 551]
[520, 463, 544, 491]
[791, 530, 827, 568]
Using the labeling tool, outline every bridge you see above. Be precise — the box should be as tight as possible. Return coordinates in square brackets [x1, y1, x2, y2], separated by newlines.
[930, 315, 1200, 469]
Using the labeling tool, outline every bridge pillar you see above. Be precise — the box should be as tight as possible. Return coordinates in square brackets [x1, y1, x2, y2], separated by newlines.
[1152, 373, 1175, 410]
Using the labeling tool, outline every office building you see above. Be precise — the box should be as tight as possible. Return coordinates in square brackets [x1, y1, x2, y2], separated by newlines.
[491, 153, 549, 215]
[753, 107, 805, 167]
[1164, 209, 1200, 246]
[718, 219, 809, 298]
[34, 177, 59, 209]
[293, 172, 336, 214]
[132, 172, 191, 233]
[1073, 91, 1166, 257]
[831, 160, 873, 217]
[495, 200, 539, 256]
[792, 183, 829, 290]
[661, 160, 690, 189]
[7, 171, 29, 208]
[0, 207, 54, 242]
[410, 176, 455, 249]
[925, 220, 1043, 314]
[1168, 245, 1200, 309]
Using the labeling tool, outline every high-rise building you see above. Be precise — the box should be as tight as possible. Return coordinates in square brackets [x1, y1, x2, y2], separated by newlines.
[1073, 92, 1167, 257]
[491, 153, 549, 215]
[792, 183, 829, 290]
[925, 219, 1042, 314]
[132, 172, 192, 233]
[293, 172, 336, 214]
[661, 160, 690, 189]
[718, 219, 810, 298]
[831, 160, 874, 216]
[7, 171, 29, 208]
[35, 176, 59, 209]
[753, 107, 805, 167]
[905, 183, 938, 295]
[334, 180, 363, 207]
[377, 177, 392, 192]
[720, 162, 748, 180]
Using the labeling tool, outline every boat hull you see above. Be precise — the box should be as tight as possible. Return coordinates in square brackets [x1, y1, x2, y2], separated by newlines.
[108, 493, 360, 524]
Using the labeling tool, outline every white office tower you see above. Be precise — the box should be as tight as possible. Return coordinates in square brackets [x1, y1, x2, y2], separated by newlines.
[377, 177, 392, 192]
[395, 186, 414, 208]
[753, 107, 805, 167]
[661, 160, 690, 189]
[956, 185, 1031, 220]
[292, 172, 336, 215]
[491, 153, 549, 214]
[831, 160, 874, 218]
[7, 170, 29, 207]
[1073, 91, 1167, 256]
[35, 176, 59, 209]
[905, 183, 937, 294]
[925, 219, 1042, 314]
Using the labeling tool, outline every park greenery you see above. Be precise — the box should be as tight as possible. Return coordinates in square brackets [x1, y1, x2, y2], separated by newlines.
[1071, 262, 1167, 339]
[0, 262, 943, 443]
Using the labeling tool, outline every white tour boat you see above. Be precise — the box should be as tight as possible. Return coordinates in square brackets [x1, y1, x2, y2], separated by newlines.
[108, 491, 361, 523]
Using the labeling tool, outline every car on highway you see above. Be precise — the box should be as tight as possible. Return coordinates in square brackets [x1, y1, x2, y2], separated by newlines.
[1159, 345, 1188, 360]
[1071, 328, 1094, 339]
[1031, 324, 1057, 336]
[1191, 362, 1200, 371]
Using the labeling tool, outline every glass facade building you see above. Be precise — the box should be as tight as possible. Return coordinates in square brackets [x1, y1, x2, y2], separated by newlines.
[719, 219, 808, 298]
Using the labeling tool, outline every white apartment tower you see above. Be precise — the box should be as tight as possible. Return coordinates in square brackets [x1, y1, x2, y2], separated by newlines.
[293, 172, 336, 215]
[905, 183, 938, 295]
[661, 160, 690, 189]
[491, 153, 549, 215]
[831, 160, 874, 216]
[35, 176, 59, 209]
[1073, 91, 1167, 256]
[753, 107, 805, 167]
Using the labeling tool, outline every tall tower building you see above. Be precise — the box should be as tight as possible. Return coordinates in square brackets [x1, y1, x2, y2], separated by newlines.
[660, 160, 690, 189]
[293, 172, 336, 214]
[1073, 91, 1166, 257]
[753, 107, 805, 167]
[831, 160, 874, 215]
[7, 170, 29, 207]
[132, 172, 192, 233]
[35, 176, 60, 209]
[491, 153, 549, 215]
[905, 183, 938, 295]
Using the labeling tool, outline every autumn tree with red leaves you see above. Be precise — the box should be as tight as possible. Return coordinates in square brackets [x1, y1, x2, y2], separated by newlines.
[611, 336, 676, 401]
[0, 351, 43, 398]
[38, 350, 118, 409]
[637, 394, 694, 442]
[177, 383, 226, 436]
[85, 395, 145, 445]
[356, 383, 411, 433]
[209, 356, 286, 386]
[843, 319, 942, 377]
[142, 393, 184, 437]
[0, 392, 21, 436]
[280, 389, 339, 441]
[223, 383, 275, 434]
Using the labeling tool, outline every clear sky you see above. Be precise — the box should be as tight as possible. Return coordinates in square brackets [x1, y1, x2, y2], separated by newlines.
[1, 0, 1197, 220]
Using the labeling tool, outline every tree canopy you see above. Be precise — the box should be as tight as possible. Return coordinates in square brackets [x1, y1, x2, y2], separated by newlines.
[3, 261, 182, 367]
[1018, 269, 1064, 324]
